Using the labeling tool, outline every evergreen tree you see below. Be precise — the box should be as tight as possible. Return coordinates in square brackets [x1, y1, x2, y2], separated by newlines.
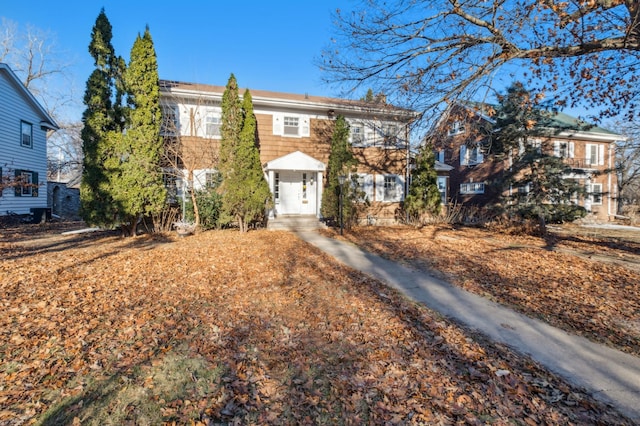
[221, 90, 271, 232]
[404, 142, 441, 223]
[80, 8, 122, 226]
[110, 27, 166, 236]
[493, 82, 585, 233]
[321, 115, 357, 224]
[218, 74, 243, 181]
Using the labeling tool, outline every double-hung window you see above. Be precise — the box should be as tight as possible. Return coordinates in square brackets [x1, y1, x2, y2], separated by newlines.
[283, 116, 299, 136]
[590, 183, 603, 205]
[14, 170, 38, 197]
[460, 182, 485, 194]
[161, 105, 179, 135]
[586, 144, 605, 166]
[205, 115, 221, 137]
[553, 141, 574, 158]
[448, 121, 465, 136]
[21, 121, 33, 148]
[351, 123, 365, 146]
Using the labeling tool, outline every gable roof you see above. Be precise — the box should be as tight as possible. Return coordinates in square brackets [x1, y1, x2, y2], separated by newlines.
[159, 79, 417, 121]
[459, 100, 622, 142]
[0, 63, 59, 131]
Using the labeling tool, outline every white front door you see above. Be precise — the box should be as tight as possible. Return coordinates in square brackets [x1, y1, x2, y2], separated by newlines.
[278, 171, 317, 215]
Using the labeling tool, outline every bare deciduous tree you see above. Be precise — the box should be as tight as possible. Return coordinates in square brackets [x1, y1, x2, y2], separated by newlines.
[322, 1, 640, 124]
[613, 122, 640, 213]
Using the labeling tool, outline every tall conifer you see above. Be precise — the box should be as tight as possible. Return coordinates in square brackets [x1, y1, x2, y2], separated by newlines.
[80, 8, 121, 226]
[404, 143, 441, 222]
[110, 27, 166, 236]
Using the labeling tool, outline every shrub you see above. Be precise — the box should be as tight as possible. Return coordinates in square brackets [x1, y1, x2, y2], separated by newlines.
[185, 190, 223, 230]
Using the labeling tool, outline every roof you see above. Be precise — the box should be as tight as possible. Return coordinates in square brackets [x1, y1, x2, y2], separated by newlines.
[0, 63, 59, 131]
[459, 100, 622, 142]
[159, 79, 417, 121]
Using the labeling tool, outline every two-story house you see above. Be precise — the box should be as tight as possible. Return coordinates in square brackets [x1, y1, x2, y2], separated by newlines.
[159, 80, 416, 224]
[431, 102, 621, 222]
[0, 63, 59, 219]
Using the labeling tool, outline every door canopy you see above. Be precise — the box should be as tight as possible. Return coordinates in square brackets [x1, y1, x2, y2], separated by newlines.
[265, 151, 325, 172]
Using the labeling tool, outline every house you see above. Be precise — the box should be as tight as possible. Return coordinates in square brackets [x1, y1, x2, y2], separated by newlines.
[0, 63, 59, 218]
[430, 102, 621, 222]
[159, 80, 417, 224]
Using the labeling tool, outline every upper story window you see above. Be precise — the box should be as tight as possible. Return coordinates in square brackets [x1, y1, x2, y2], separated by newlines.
[448, 121, 465, 136]
[460, 144, 484, 166]
[283, 116, 299, 136]
[205, 115, 221, 138]
[383, 123, 399, 144]
[21, 121, 33, 148]
[586, 143, 605, 166]
[554, 141, 574, 158]
[351, 123, 365, 146]
[161, 105, 179, 135]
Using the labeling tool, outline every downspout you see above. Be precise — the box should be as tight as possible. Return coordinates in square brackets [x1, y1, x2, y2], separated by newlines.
[607, 143, 613, 220]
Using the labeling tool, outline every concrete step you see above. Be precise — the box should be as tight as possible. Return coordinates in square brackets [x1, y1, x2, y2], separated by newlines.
[267, 215, 327, 231]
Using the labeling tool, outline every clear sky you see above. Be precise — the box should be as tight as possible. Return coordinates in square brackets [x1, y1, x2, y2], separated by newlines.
[1, 0, 344, 121]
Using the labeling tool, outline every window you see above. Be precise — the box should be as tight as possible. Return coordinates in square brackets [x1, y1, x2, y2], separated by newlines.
[21, 121, 33, 148]
[553, 141, 574, 158]
[448, 121, 465, 136]
[161, 105, 179, 135]
[375, 174, 403, 202]
[460, 145, 483, 166]
[590, 183, 603, 205]
[283, 116, 299, 136]
[460, 182, 485, 194]
[586, 144, 605, 166]
[205, 115, 221, 137]
[14, 170, 38, 197]
[205, 172, 219, 188]
[302, 173, 307, 200]
[353, 173, 374, 202]
[384, 175, 397, 201]
[351, 123, 365, 146]
[437, 176, 447, 205]
[383, 123, 399, 144]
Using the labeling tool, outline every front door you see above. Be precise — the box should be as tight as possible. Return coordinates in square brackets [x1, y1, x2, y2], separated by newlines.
[278, 171, 316, 215]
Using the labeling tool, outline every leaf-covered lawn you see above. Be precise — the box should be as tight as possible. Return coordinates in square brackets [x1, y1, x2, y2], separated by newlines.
[336, 224, 640, 357]
[0, 224, 635, 424]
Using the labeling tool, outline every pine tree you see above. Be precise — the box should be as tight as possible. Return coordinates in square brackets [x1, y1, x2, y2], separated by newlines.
[110, 27, 166, 236]
[221, 90, 272, 232]
[321, 115, 357, 224]
[493, 82, 585, 233]
[218, 74, 243, 181]
[80, 8, 121, 227]
[404, 142, 441, 223]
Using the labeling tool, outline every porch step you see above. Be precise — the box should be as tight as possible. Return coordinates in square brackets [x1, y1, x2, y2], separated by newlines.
[267, 215, 327, 232]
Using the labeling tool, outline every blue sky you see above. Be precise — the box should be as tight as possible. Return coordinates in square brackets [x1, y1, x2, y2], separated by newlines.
[2, 0, 344, 121]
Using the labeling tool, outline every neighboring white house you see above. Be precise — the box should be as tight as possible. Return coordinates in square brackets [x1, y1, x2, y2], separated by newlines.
[0, 63, 59, 217]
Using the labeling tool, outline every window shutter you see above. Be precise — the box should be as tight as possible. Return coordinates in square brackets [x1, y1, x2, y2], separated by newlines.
[32, 172, 38, 197]
[375, 174, 385, 201]
[395, 175, 405, 202]
[301, 116, 310, 137]
[363, 174, 374, 201]
[599, 144, 605, 165]
[585, 144, 592, 165]
[460, 145, 468, 165]
[553, 141, 560, 157]
[569, 142, 575, 158]
[14, 170, 22, 197]
[272, 114, 283, 136]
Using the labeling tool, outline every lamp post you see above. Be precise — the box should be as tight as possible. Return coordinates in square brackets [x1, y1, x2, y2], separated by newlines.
[338, 175, 346, 236]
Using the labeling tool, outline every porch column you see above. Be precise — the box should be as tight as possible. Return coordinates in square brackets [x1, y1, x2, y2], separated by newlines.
[316, 171, 323, 218]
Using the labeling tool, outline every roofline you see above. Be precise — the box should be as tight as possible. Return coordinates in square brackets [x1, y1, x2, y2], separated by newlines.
[0, 63, 59, 131]
[159, 79, 418, 121]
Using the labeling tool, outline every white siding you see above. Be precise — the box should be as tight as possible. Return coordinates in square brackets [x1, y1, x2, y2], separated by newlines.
[0, 71, 49, 214]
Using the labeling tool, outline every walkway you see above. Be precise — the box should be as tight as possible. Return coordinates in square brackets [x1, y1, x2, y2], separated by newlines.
[296, 231, 640, 421]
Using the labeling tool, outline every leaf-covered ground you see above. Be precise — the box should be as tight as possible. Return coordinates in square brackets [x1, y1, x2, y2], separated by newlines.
[0, 223, 635, 424]
[333, 224, 640, 357]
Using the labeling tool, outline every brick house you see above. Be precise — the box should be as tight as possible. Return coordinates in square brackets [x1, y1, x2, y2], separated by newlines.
[159, 80, 417, 224]
[430, 102, 621, 222]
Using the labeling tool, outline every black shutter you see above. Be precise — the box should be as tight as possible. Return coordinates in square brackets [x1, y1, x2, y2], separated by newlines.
[14, 170, 22, 197]
[32, 172, 38, 197]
